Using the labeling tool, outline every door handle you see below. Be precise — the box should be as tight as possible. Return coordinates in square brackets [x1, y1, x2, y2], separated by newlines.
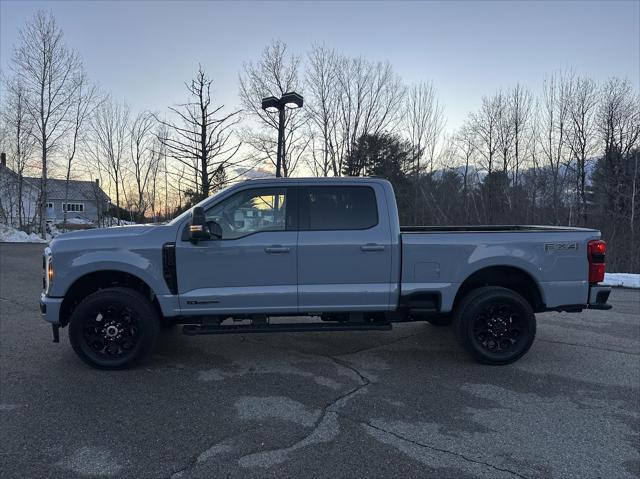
[360, 244, 385, 252]
[265, 246, 290, 254]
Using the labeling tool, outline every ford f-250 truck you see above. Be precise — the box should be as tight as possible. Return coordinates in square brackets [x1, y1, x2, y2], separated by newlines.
[40, 178, 612, 369]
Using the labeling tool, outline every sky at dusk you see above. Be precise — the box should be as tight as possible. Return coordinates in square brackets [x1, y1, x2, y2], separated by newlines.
[1, 0, 639, 132]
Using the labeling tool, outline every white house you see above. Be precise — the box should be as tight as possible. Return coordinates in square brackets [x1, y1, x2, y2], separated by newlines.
[0, 153, 110, 228]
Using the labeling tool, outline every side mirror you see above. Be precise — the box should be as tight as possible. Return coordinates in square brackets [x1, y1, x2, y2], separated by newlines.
[189, 206, 210, 242]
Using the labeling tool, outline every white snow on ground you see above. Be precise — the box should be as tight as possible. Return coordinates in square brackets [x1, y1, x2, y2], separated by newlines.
[64, 217, 93, 225]
[0, 224, 47, 243]
[602, 273, 640, 289]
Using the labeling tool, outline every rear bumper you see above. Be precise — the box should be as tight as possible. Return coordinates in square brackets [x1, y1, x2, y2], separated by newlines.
[587, 285, 612, 310]
[40, 293, 63, 324]
[546, 285, 612, 312]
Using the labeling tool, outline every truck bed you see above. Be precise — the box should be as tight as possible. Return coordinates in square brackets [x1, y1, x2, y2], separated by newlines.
[401, 225, 599, 233]
[399, 226, 602, 313]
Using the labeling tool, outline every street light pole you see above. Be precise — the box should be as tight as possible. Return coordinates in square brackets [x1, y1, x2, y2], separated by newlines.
[261, 92, 303, 178]
[276, 106, 285, 178]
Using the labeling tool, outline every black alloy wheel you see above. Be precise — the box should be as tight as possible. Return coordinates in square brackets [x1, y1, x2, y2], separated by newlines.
[454, 286, 536, 365]
[69, 287, 159, 369]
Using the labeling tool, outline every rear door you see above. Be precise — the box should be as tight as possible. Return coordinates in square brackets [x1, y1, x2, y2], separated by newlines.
[297, 184, 393, 312]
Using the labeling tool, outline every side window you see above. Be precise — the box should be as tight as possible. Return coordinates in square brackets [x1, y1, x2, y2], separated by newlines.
[63, 203, 84, 212]
[303, 186, 378, 230]
[205, 187, 288, 239]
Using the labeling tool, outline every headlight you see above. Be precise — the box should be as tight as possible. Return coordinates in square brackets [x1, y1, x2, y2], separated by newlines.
[44, 255, 53, 294]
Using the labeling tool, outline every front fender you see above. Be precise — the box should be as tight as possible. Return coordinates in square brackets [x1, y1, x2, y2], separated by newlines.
[49, 249, 169, 298]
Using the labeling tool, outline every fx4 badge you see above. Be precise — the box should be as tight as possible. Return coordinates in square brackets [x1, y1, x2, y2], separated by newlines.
[545, 242, 578, 253]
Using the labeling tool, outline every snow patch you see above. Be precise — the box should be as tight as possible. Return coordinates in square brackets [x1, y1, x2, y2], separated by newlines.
[602, 273, 640, 289]
[0, 224, 47, 243]
[63, 217, 93, 225]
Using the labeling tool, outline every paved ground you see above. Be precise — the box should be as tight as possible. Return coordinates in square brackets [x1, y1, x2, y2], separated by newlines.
[1, 243, 638, 479]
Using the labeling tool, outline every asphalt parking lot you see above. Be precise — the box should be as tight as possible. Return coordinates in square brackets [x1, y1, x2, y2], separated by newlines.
[1, 243, 638, 479]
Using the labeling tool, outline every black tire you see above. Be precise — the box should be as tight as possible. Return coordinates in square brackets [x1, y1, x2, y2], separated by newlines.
[453, 286, 536, 365]
[68, 287, 160, 370]
[425, 315, 453, 327]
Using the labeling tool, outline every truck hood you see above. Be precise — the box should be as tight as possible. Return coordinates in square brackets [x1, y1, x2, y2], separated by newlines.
[50, 225, 158, 245]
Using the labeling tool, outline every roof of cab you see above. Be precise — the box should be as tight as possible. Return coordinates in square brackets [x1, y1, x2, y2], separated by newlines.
[239, 176, 390, 185]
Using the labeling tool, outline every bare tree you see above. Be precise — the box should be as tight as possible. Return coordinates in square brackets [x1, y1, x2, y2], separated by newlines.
[402, 81, 444, 221]
[335, 56, 405, 175]
[495, 85, 534, 214]
[509, 84, 534, 188]
[239, 40, 307, 177]
[403, 81, 444, 171]
[154, 122, 170, 220]
[471, 93, 501, 175]
[455, 122, 477, 222]
[599, 78, 640, 166]
[157, 66, 242, 203]
[495, 91, 514, 175]
[146, 136, 163, 221]
[540, 71, 572, 223]
[127, 111, 158, 219]
[11, 10, 84, 237]
[471, 93, 502, 220]
[89, 98, 130, 225]
[566, 76, 599, 224]
[305, 43, 339, 177]
[2, 78, 36, 228]
[62, 75, 99, 230]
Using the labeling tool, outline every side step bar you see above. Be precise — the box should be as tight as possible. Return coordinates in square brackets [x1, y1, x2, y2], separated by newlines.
[183, 321, 392, 336]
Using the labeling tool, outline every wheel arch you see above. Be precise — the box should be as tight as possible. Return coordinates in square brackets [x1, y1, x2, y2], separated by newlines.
[452, 265, 545, 313]
[59, 270, 162, 327]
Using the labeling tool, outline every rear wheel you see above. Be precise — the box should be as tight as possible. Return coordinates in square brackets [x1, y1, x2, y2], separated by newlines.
[69, 287, 160, 369]
[453, 286, 536, 365]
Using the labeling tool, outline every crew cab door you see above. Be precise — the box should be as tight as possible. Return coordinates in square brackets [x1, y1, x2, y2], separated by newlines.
[297, 184, 393, 312]
[175, 186, 298, 314]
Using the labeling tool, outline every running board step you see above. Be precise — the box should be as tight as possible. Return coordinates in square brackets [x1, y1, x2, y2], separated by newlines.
[183, 321, 392, 335]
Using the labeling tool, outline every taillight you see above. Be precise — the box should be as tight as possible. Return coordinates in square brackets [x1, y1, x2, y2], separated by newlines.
[587, 240, 606, 283]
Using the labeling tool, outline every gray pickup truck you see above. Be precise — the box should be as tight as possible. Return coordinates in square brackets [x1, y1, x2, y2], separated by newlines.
[40, 177, 611, 369]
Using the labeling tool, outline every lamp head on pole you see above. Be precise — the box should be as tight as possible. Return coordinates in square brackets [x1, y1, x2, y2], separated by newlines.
[281, 91, 303, 109]
[261, 96, 280, 113]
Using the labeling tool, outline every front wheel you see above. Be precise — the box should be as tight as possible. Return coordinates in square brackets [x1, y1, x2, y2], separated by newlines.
[453, 286, 536, 365]
[68, 287, 160, 369]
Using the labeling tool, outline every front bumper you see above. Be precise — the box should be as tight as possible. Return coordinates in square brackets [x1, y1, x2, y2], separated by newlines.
[587, 286, 612, 310]
[40, 293, 63, 324]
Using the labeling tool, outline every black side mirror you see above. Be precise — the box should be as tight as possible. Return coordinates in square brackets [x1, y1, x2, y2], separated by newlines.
[189, 206, 210, 242]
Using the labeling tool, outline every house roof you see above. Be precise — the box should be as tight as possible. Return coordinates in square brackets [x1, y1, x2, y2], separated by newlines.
[33, 177, 111, 203]
[1, 164, 110, 203]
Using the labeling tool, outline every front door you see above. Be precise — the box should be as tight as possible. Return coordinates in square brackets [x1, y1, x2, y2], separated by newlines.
[176, 186, 298, 315]
[297, 184, 393, 312]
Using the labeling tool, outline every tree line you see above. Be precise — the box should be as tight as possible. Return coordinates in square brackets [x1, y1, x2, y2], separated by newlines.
[1, 11, 638, 271]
